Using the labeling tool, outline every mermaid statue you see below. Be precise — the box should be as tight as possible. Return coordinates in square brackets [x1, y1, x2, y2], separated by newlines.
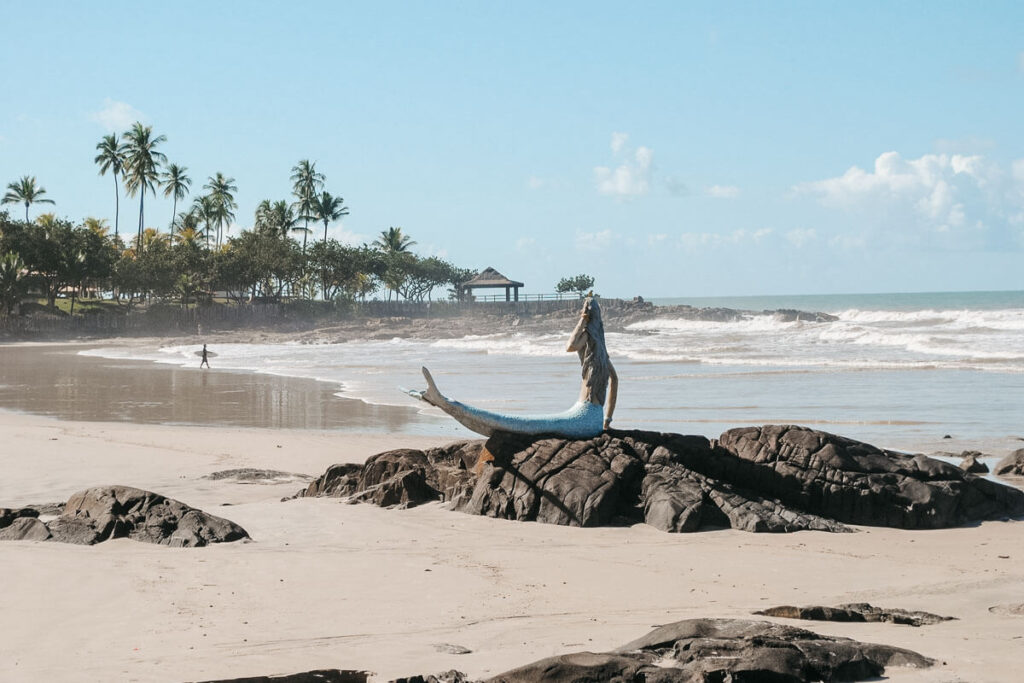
[405, 295, 618, 438]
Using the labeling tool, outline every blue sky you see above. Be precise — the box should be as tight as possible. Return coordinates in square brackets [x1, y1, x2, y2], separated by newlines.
[2, 1, 1023, 297]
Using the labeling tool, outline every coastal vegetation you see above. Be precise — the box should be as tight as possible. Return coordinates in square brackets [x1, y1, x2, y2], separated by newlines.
[0, 121, 478, 317]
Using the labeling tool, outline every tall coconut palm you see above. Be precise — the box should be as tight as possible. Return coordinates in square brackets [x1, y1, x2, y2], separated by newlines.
[311, 191, 349, 242]
[94, 134, 127, 237]
[2, 176, 55, 223]
[203, 173, 237, 248]
[290, 160, 325, 255]
[122, 122, 167, 250]
[373, 226, 416, 253]
[191, 195, 217, 250]
[255, 199, 299, 239]
[172, 209, 206, 244]
[161, 163, 191, 229]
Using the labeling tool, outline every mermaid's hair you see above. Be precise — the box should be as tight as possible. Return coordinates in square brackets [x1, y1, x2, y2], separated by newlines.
[577, 296, 610, 405]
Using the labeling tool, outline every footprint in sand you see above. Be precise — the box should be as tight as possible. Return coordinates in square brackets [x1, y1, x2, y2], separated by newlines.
[988, 603, 1024, 616]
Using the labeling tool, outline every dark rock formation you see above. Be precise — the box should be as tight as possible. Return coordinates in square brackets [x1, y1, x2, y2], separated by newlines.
[296, 443, 478, 508]
[754, 602, 955, 627]
[958, 452, 990, 473]
[205, 468, 313, 484]
[488, 618, 933, 682]
[198, 671, 369, 683]
[298, 425, 1024, 533]
[0, 486, 249, 546]
[994, 449, 1024, 477]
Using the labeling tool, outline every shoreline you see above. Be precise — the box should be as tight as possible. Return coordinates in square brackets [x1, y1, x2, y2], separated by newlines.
[1, 409, 1022, 681]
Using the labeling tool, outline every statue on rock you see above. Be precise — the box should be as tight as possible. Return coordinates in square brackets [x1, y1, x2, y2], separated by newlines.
[406, 295, 618, 438]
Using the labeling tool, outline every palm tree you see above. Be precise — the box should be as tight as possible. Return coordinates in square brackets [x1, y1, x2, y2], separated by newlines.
[191, 195, 217, 250]
[2, 176, 55, 222]
[311, 191, 349, 242]
[161, 164, 191, 229]
[290, 160, 325, 255]
[83, 217, 110, 237]
[122, 122, 167, 250]
[255, 199, 298, 239]
[373, 226, 416, 253]
[94, 134, 127, 237]
[0, 250, 26, 316]
[203, 173, 237, 248]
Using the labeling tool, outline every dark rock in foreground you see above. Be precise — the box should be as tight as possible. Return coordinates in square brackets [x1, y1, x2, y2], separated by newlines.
[994, 449, 1024, 477]
[489, 618, 932, 682]
[0, 486, 249, 546]
[754, 602, 955, 627]
[297, 425, 1024, 533]
[209, 620, 932, 683]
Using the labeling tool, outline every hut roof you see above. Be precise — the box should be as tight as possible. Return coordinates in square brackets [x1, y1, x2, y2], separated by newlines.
[462, 267, 524, 288]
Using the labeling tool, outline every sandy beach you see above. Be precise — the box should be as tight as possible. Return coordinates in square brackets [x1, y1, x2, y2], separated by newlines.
[0, 344, 1021, 682]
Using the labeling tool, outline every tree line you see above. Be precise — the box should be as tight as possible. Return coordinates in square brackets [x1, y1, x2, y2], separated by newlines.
[1, 122, 477, 315]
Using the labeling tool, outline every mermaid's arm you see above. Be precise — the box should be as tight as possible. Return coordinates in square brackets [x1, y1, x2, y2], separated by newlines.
[604, 362, 618, 430]
[566, 309, 589, 352]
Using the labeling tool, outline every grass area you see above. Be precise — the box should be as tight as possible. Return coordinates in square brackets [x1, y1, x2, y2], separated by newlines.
[22, 298, 126, 317]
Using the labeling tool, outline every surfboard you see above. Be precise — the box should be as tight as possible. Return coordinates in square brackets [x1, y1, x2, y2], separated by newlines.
[194, 350, 219, 358]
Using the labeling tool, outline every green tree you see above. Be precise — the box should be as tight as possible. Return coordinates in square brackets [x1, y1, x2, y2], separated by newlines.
[289, 160, 325, 256]
[161, 163, 192, 229]
[94, 134, 127, 237]
[0, 250, 26, 316]
[122, 122, 167, 250]
[373, 226, 416, 253]
[203, 172, 237, 248]
[555, 274, 595, 298]
[2, 176, 55, 223]
[190, 195, 217, 250]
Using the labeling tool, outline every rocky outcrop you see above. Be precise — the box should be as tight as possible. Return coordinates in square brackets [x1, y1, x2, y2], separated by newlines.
[205, 468, 314, 484]
[487, 618, 932, 682]
[958, 452, 989, 473]
[0, 486, 249, 546]
[994, 449, 1024, 477]
[755, 603, 955, 627]
[298, 425, 1024, 533]
[199, 671, 369, 683]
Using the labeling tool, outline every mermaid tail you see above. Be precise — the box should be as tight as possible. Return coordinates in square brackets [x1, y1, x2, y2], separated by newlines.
[404, 366, 604, 438]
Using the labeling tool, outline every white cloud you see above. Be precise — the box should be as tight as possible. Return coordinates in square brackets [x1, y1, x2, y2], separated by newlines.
[516, 237, 536, 251]
[705, 184, 740, 199]
[594, 133, 653, 199]
[328, 225, 369, 246]
[795, 150, 1024, 249]
[610, 132, 629, 155]
[575, 228, 614, 251]
[785, 228, 817, 248]
[647, 233, 668, 245]
[526, 176, 544, 190]
[91, 98, 145, 132]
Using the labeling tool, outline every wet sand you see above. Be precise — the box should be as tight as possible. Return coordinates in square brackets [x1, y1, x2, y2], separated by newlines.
[0, 342, 442, 433]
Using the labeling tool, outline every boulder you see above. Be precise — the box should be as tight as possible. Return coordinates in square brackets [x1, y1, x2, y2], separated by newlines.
[715, 425, 1024, 528]
[959, 452, 989, 473]
[0, 486, 250, 547]
[754, 602, 955, 627]
[297, 426, 1024, 533]
[489, 618, 933, 682]
[994, 449, 1024, 477]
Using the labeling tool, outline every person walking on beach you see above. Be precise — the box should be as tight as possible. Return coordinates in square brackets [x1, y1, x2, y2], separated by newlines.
[200, 344, 210, 369]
